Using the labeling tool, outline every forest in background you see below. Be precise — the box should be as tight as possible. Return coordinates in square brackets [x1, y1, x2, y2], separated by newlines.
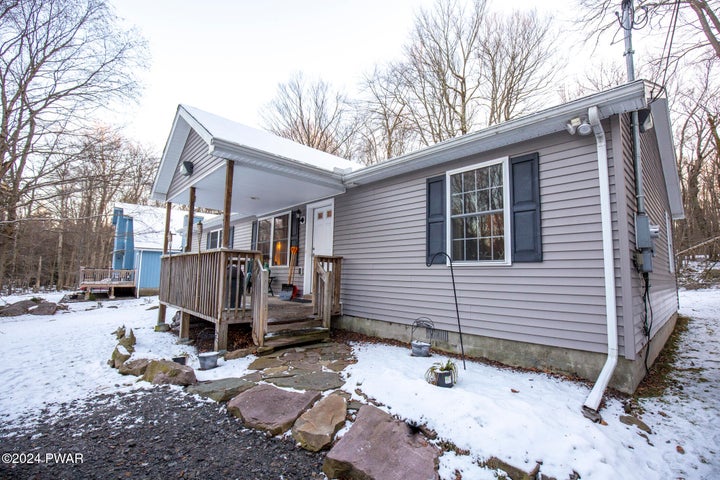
[1, 0, 718, 291]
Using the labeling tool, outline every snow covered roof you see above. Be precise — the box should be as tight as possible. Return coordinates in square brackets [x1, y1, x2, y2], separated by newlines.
[181, 105, 362, 174]
[114, 203, 186, 251]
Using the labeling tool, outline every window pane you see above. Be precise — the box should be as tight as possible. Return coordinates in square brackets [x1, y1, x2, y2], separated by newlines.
[272, 214, 290, 266]
[479, 238, 492, 260]
[466, 239, 478, 261]
[493, 237, 505, 260]
[452, 218, 464, 239]
[462, 171, 475, 193]
[451, 193, 463, 215]
[477, 189, 489, 211]
[492, 213, 504, 236]
[449, 161, 505, 262]
[258, 219, 272, 264]
[490, 186, 503, 210]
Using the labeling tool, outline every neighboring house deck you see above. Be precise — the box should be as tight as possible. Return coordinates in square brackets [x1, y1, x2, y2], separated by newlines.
[78, 267, 136, 298]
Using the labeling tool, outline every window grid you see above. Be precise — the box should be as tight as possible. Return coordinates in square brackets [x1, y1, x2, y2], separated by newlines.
[449, 163, 505, 262]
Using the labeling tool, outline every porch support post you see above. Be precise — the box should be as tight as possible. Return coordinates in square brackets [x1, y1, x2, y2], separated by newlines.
[157, 202, 172, 326]
[180, 311, 190, 342]
[185, 187, 196, 252]
[222, 160, 233, 248]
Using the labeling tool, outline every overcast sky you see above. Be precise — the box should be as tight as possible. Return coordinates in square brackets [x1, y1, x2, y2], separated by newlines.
[110, 0, 583, 154]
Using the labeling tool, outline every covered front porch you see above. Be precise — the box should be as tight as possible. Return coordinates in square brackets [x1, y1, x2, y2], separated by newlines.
[151, 105, 360, 351]
[157, 249, 341, 351]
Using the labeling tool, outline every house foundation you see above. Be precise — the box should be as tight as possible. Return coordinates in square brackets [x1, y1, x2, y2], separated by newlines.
[334, 313, 678, 394]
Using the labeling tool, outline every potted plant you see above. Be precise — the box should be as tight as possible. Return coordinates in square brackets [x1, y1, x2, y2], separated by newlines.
[172, 352, 189, 365]
[425, 359, 458, 388]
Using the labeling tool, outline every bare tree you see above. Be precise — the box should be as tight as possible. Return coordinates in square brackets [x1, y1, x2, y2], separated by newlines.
[355, 65, 418, 164]
[0, 0, 147, 286]
[261, 73, 357, 158]
[577, 0, 720, 63]
[400, 0, 487, 144]
[479, 10, 558, 125]
[354, 0, 559, 157]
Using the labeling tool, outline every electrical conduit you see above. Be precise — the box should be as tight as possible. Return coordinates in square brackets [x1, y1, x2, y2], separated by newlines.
[583, 106, 619, 415]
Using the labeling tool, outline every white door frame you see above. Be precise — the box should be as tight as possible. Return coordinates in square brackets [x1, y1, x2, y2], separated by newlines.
[303, 198, 334, 293]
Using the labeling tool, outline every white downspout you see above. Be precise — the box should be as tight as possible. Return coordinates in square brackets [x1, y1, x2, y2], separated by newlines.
[583, 106, 619, 416]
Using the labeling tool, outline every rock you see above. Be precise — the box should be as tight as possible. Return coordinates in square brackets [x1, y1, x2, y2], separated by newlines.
[154, 323, 171, 332]
[224, 348, 254, 360]
[117, 331, 136, 354]
[186, 378, 256, 402]
[248, 356, 284, 370]
[142, 360, 197, 386]
[227, 384, 320, 435]
[29, 301, 58, 315]
[118, 358, 152, 376]
[109, 345, 132, 369]
[292, 394, 346, 452]
[484, 457, 541, 480]
[113, 325, 126, 340]
[0, 299, 38, 317]
[323, 405, 439, 480]
[265, 371, 344, 391]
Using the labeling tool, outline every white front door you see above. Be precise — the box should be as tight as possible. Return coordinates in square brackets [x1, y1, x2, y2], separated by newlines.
[303, 200, 334, 292]
[312, 205, 333, 256]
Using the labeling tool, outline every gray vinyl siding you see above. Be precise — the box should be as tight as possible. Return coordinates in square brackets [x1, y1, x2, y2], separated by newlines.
[620, 113, 679, 356]
[167, 130, 225, 201]
[335, 128, 627, 355]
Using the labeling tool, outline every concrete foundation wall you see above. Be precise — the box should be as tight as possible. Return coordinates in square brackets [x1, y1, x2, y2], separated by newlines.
[335, 313, 679, 394]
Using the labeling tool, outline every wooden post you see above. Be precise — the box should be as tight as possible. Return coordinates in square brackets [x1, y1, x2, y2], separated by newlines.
[180, 311, 190, 341]
[222, 160, 234, 249]
[185, 188, 196, 252]
[215, 250, 229, 351]
[158, 202, 172, 326]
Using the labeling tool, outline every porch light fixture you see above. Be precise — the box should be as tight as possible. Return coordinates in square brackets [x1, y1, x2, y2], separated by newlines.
[566, 117, 592, 136]
[638, 108, 654, 133]
[181, 161, 194, 176]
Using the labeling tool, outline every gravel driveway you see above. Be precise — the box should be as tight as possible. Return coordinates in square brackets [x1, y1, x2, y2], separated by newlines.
[0, 387, 326, 479]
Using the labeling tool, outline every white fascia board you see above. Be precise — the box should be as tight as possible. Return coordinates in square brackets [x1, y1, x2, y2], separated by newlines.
[650, 98, 685, 220]
[344, 81, 649, 186]
[151, 109, 194, 201]
[210, 138, 347, 192]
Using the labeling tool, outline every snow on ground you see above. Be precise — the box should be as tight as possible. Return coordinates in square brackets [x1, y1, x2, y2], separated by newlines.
[0, 290, 718, 479]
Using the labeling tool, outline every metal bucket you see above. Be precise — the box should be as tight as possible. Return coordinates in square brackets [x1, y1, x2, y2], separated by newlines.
[198, 351, 219, 370]
[411, 340, 431, 357]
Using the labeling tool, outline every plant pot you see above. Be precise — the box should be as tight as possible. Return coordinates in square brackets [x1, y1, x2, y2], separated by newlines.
[172, 356, 186, 366]
[436, 370, 454, 388]
[411, 340, 431, 357]
[198, 352, 219, 370]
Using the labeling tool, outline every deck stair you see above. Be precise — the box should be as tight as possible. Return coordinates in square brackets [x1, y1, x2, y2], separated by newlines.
[258, 317, 330, 354]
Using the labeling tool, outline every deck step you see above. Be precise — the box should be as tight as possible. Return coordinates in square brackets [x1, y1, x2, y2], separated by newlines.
[266, 318, 322, 333]
[258, 327, 330, 354]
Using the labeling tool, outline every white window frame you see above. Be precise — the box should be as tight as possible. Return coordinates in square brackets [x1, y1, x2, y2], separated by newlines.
[257, 211, 292, 267]
[446, 157, 511, 266]
[206, 229, 221, 250]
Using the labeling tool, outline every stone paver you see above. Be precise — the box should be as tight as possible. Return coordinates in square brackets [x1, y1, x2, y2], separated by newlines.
[227, 384, 320, 435]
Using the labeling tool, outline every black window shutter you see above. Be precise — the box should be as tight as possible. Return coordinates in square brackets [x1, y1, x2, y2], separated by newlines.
[426, 175, 446, 264]
[206, 232, 211, 249]
[229, 226, 235, 249]
[510, 153, 542, 262]
[250, 220, 258, 250]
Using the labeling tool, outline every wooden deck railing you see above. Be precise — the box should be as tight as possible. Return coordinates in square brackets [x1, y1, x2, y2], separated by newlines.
[159, 249, 266, 326]
[79, 268, 135, 286]
[313, 255, 343, 328]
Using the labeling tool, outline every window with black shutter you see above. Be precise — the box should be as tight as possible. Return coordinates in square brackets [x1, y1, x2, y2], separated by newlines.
[426, 152, 541, 264]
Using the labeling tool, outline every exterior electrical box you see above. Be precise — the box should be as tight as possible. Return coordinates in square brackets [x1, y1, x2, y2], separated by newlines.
[635, 213, 660, 273]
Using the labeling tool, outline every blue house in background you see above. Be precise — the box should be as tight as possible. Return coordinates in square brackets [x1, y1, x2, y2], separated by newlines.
[111, 203, 188, 296]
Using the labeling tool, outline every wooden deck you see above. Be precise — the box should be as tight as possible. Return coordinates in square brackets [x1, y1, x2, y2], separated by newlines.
[78, 268, 136, 298]
[157, 250, 342, 351]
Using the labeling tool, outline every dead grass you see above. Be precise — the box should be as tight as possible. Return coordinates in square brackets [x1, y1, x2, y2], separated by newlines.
[634, 314, 690, 398]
